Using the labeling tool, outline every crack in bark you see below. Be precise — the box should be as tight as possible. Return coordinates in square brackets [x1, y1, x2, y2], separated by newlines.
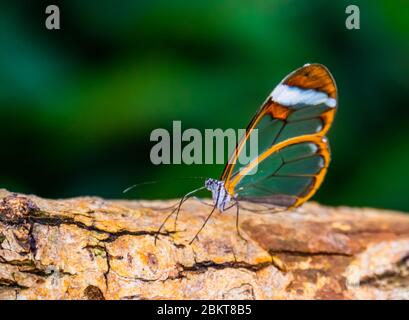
[30, 216, 175, 239]
[269, 249, 352, 257]
[82, 244, 111, 290]
[333, 225, 409, 236]
[102, 246, 111, 290]
[178, 247, 273, 276]
[28, 223, 37, 257]
[0, 248, 74, 279]
[22, 267, 75, 278]
[106, 260, 273, 285]
[179, 260, 272, 273]
[0, 256, 34, 267]
[0, 232, 5, 246]
[0, 195, 173, 241]
[359, 255, 409, 288]
[0, 279, 28, 290]
[2, 214, 173, 242]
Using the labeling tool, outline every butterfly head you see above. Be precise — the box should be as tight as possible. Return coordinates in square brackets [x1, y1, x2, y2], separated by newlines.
[205, 178, 217, 189]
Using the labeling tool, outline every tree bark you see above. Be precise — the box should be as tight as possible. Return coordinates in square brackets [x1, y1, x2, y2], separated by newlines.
[0, 189, 408, 300]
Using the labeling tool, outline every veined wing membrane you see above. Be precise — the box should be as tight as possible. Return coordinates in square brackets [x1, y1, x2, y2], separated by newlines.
[222, 63, 337, 208]
[233, 137, 329, 207]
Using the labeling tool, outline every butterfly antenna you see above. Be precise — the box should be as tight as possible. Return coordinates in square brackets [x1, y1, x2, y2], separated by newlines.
[123, 176, 207, 194]
[123, 181, 159, 194]
[123, 177, 208, 211]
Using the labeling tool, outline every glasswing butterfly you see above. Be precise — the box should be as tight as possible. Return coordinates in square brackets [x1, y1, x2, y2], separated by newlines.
[156, 63, 337, 244]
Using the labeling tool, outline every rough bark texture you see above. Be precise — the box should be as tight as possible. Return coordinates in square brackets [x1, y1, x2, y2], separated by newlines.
[0, 189, 408, 300]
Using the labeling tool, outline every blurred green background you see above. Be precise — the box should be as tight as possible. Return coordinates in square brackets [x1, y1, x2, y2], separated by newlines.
[1, 0, 408, 211]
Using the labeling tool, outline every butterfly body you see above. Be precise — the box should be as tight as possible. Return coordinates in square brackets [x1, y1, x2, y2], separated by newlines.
[205, 178, 234, 211]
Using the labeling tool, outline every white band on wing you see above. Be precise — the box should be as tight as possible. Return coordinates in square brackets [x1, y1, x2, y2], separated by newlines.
[270, 84, 336, 108]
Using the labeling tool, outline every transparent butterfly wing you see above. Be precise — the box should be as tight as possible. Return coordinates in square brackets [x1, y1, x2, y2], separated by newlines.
[222, 63, 337, 208]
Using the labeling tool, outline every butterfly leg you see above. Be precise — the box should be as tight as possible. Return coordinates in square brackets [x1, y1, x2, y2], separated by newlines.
[238, 202, 284, 213]
[189, 203, 218, 245]
[192, 196, 214, 207]
[198, 197, 247, 242]
[155, 186, 205, 245]
[189, 185, 225, 244]
[223, 202, 237, 211]
[154, 205, 179, 245]
[139, 202, 179, 211]
[173, 187, 206, 232]
[234, 201, 247, 243]
[155, 200, 189, 245]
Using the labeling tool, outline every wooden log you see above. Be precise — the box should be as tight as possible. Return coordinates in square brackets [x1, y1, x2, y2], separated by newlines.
[0, 189, 408, 300]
